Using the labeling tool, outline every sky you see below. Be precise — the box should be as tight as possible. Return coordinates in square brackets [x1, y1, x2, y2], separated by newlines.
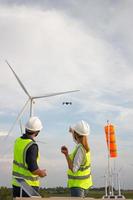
[0, 0, 133, 190]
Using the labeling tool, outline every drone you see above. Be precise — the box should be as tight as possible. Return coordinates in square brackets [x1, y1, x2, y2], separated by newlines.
[62, 102, 72, 105]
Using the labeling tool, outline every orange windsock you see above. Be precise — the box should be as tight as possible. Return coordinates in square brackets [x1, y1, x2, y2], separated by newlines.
[104, 124, 117, 158]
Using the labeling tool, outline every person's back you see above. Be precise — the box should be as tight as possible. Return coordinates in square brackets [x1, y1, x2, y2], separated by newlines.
[12, 116, 47, 197]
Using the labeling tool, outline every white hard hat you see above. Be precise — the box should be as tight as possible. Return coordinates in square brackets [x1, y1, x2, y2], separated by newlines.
[25, 116, 43, 132]
[72, 120, 90, 136]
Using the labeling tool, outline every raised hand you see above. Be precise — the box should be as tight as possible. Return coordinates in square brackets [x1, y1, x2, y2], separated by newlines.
[61, 146, 68, 156]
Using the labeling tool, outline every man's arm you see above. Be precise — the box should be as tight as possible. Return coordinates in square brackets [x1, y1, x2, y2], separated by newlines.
[26, 144, 47, 178]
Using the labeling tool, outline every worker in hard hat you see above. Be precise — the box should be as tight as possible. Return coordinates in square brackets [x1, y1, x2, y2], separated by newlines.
[61, 120, 93, 197]
[12, 116, 47, 197]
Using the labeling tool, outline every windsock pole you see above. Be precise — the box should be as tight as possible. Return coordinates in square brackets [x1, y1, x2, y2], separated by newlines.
[111, 168, 114, 196]
[103, 121, 125, 199]
[105, 120, 115, 197]
[104, 173, 108, 197]
[107, 120, 111, 196]
[117, 171, 125, 198]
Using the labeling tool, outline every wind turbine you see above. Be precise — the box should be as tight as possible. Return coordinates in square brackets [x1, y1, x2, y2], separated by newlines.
[5, 60, 79, 138]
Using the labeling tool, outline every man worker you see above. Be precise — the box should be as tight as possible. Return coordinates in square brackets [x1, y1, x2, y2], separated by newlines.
[12, 116, 47, 197]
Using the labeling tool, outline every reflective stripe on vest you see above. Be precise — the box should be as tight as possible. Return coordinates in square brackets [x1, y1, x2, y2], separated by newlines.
[12, 137, 39, 187]
[13, 160, 28, 170]
[12, 171, 39, 181]
[79, 165, 90, 171]
[68, 173, 91, 180]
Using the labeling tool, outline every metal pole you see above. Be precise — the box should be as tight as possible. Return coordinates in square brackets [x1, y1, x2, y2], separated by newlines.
[111, 168, 114, 196]
[118, 173, 122, 196]
[105, 173, 108, 197]
[107, 120, 111, 196]
[20, 186, 22, 197]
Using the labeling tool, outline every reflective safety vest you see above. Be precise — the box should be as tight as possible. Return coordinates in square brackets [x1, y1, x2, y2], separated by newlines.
[67, 144, 93, 189]
[12, 137, 40, 187]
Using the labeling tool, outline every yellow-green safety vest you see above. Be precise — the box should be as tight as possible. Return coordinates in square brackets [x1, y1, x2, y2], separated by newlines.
[67, 144, 93, 189]
[12, 137, 40, 187]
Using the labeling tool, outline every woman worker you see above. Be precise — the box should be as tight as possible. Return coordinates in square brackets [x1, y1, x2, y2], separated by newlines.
[61, 120, 93, 197]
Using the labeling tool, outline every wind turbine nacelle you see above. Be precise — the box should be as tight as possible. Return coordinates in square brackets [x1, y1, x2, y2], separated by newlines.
[62, 102, 72, 105]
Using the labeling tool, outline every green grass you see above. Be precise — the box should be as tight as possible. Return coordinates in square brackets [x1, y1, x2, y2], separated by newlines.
[123, 191, 133, 199]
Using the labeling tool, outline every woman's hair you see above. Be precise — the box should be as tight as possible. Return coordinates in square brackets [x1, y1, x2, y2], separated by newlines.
[73, 131, 90, 152]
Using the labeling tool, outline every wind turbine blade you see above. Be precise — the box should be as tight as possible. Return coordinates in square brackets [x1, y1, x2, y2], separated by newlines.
[5, 60, 31, 98]
[3, 99, 30, 141]
[32, 90, 80, 99]
[36, 140, 47, 144]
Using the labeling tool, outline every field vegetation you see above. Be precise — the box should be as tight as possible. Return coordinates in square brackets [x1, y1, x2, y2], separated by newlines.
[0, 186, 133, 199]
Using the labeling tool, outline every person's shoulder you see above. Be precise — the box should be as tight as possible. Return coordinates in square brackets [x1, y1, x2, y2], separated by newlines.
[29, 142, 38, 149]
[76, 144, 85, 154]
[15, 136, 23, 142]
[26, 143, 38, 155]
